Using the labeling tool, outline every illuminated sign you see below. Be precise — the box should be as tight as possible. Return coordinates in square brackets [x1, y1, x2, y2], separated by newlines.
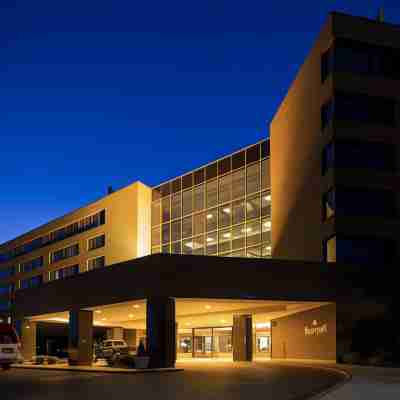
[304, 319, 328, 336]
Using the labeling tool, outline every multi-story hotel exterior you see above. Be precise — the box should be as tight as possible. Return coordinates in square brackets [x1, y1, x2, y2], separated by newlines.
[0, 12, 399, 368]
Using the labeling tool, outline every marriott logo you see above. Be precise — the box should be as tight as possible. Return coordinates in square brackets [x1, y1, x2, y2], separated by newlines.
[304, 320, 328, 336]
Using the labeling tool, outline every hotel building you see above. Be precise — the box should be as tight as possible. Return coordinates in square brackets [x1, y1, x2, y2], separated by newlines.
[0, 12, 398, 367]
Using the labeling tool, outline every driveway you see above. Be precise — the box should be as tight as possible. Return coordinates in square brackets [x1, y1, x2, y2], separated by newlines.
[1, 361, 344, 400]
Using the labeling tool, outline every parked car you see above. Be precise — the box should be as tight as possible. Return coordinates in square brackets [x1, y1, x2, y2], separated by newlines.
[101, 339, 129, 359]
[0, 324, 21, 370]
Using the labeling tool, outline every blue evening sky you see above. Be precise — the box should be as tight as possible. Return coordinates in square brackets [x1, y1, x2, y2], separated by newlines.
[0, 0, 399, 243]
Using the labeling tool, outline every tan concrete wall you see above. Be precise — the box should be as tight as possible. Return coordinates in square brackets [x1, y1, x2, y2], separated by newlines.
[270, 16, 333, 261]
[271, 303, 336, 361]
[21, 320, 37, 360]
[0, 181, 152, 290]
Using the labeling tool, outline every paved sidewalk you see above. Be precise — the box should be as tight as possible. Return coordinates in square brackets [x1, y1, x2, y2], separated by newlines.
[318, 365, 400, 400]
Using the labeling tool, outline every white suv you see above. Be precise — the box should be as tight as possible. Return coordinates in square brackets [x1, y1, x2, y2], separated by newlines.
[0, 324, 21, 370]
[101, 339, 129, 358]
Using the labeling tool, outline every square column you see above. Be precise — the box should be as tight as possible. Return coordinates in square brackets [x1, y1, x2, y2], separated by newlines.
[18, 320, 37, 361]
[68, 310, 93, 366]
[233, 314, 253, 361]
[146, 297, 176, 368]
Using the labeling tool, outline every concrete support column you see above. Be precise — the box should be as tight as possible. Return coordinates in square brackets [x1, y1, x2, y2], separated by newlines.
[233, 314, 253, 361]
[123, 329, 137, 348]
[106, 327, 124, 340]
[146, 297, 176, 368]
[68, 310, 93, 366]
[19, 320, 37, 361]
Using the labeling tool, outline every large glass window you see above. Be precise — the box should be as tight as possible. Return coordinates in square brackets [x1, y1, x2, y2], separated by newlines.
[171, 193, 182, 220]
[194, 185, 205, 212]
[182, 239, 193, 255]
[322, 189, 335, 220]
[151, 200, 161, 226]
[162, 223, 170, 245]
[192, 235, 204, 255]
[246, 220, 261, 247]
[262, 218, 271, 245]
[51, 244, 79, 263]
[261, 159, 270, 190]
[193, 213, 205, 236]
[206, 208, 218, 232]
[50, 264, 79, 281]
[151, 226, 161, 247]
[219, 228, 231, 253]
[0, 266, 15, 279]
[219, 175, 231, 204]
[261, 191, 271, 216]
[87, 256, 105, 271]
[231, 169, 245, 199]
[162, 197, 171, 222]
[219, 204, 231, 228]
[171, 221, 181, 243]
[246, 194, 260, 220]
[246, 163, 260, 194]
[20, 256, 43, 273]
[21, 275, 42, 290]
[182, 216, 192, 239]
[232, 199, 245, 225]
[171, 241, 181, 254]
[206, 232, 217, 255]
[88, 234, 105, 251]
[182, 190, 193, 216]
[206, 180, 218, 208]
[232, 224, 245, 250]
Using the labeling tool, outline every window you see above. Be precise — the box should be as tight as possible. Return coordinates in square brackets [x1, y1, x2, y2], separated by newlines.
[151, 226, 161, 247]
[261, 192, 271, 216]
[0, 266, 15, 279]
[171, 241, 181, 254]
[193, 185, 205, 212]
[50, 264, 79, 281]
[182, 239, 193, 255]
[219, 175, 231, 204]
[219, 205, 231, 228]
[0, 284, 14, 295]
[322, 189, 335, 221]
[206, 208, 217, 232]
[20, 275, 42, 290]
[335, 92, 396, 127]
[88, 234, 105, 251]
[247, 246, 262, 258]
[232, 199, 245, 225]
[87, 256, 105, 271]
[331, 141, 396, 172]
[0, 210, 105, 263]
[182, 216, 192, 239]
[322, 142, 335, 175]
[192, 236, 204, 255]
[246, 163, 260, 194]
[321, 47, 333, 83]
[151, 200, 161, 227]
[193, 213, 205, 236]
[162, 223, 170, 245]
[162, 197, 170, 222]
[246, 220, 261, 247]
[171, 193, 182, 220]
[182, 189, 193, 216]
[51, 244, 79, 263]
[329, 188, 396, 218]
[262, 218, 272, 244]
[323, 235, 396, 264]
[247, 194, 260, 220]
[171, 221, 181, 243]
[321, 99, 334, 131]
[206, 232, 217, 255]
[261, 159, 270, 189]
[232, 224, 245, 250]
[219, 229, 231, 253]
[231, 169, 245, 199]
[20, 256, 43, 273]
[206, 180, 218, 208]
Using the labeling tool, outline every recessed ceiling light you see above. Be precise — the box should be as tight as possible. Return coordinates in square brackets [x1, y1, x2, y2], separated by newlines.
[220, 319, 226, 323]
[206, 237, 213, 242]
[263, 221, 271, 229]
[246, 227, 252, 233]
[128, 314, 134, 318]
[205, 305, 211, 310]
[185, 322, 191, 326]
[95, 310, 102, 314]
[223, 208, 231, 214]
[133, 305, 140, 309]
[265, 195, 271, 201]
[185, 242, 193, 248]
[223, 233, 231, 238]
[101, 317, 107, 321]
[206, 214, 213, 219]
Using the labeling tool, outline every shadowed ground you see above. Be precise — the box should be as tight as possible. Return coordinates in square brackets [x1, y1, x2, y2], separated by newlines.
[1, 361, 344, 400]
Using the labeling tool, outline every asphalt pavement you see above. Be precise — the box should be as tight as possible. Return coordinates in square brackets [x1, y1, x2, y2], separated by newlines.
[1, 361, 344, 400]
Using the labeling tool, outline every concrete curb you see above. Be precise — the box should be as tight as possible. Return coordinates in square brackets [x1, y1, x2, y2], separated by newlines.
[12, 364, 184, 374]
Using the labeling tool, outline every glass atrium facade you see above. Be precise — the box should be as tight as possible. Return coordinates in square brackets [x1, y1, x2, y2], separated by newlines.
[151, 139, 271, 258]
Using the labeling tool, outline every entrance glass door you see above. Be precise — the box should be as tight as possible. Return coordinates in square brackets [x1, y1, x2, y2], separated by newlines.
[193, 328, 213, 357]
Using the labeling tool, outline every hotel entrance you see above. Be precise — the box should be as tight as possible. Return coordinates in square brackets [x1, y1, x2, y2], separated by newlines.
[177, 326, 233, 358]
